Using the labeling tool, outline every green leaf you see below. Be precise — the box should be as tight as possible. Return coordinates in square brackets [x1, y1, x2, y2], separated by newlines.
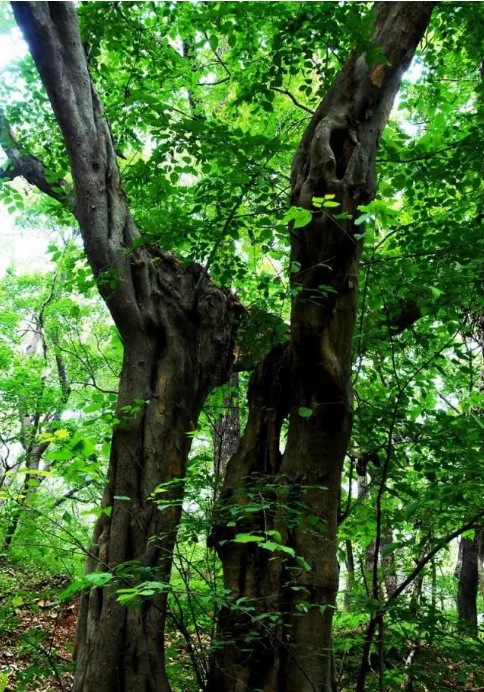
[429, 286, 444, 298]
[261, 541, 295, 556]
[298, 406, 313, 419]
[233, 533, 265, 544]
[354, 213, 371, 226]
[283, 206, 312, 228]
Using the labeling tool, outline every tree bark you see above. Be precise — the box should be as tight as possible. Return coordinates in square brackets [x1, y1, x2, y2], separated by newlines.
[208, 343, 290, 692]
[212, 373, 240, 496]
[11, 4, 241, 692]
[456, 535, 479, 633]
[409, 569, 424, 615]
[381, 527, 398, 599]
[208, 4, 434, 692]
[343, 539, 356, 612]
[478, 531, 484, 608]
[358, 472, 376, 587]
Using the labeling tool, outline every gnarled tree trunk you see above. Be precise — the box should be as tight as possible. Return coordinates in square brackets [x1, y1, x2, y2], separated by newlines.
[11, 4, 240, 692]
[208, 4, 434, 692]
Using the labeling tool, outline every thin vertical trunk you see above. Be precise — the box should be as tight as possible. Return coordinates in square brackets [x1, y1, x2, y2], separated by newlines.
[478, 531, 484, 607]
[344, 539, 356, 612]
[456, 535, 479, 633]
[209, 4, 434, 692]
[429, 558, 437, 643]
[381, 527, 398, 599]
[410, 570, 424, 615]
[358, 472, 376, 586]
[208, 344, 290, 692]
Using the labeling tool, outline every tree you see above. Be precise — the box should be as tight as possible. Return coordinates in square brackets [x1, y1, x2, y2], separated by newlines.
[208, 4, 434, 691]
[6, 4, 240, 692]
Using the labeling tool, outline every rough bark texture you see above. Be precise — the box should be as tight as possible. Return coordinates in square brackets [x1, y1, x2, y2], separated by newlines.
[209, 4, 434, 692]
[11, 4, 240, 692]
[456, 535, 479, 632]
[212, 373, 240, 493]
[208, 343, 290, 692]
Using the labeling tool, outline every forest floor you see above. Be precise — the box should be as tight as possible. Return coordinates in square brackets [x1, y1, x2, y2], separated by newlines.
[1, 565, 483, 692]
[0, 565, 198, 692]
[0, 566, 76, 692]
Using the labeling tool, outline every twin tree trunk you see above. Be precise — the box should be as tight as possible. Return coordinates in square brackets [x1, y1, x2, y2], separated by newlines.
[209, 4, 433, 692]
[11, 3, 433, 692]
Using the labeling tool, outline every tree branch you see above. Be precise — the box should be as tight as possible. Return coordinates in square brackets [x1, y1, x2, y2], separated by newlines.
[0, 108, 73, 208]
[270, 86, 315, 114]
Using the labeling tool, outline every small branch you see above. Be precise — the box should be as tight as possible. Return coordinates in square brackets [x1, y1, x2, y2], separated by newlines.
[270, 86, 315, 114]
[52, 479, 98, 508]
[198, 76, 230, 86]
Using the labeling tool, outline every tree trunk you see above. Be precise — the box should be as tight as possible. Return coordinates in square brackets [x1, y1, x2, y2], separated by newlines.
[11, 5, 240, 692]
[410, 569, 424, 615]
[456, 535, 479, 633]
[207, 344, 290, 692]
[208, 4, 434, 692]
[212, 373, 240, 496]
[381, 527, 398, 599]
[358, 472, 376, 588]
[478, 531, 484, 608]
[73, 297, 237, 692]
[344, 539, 356, 612]
[3, 441, 49, 550]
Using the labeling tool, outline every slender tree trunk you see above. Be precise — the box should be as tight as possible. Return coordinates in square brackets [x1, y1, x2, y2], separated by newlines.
[3, 293, 70, 551]
[208, 4, 434, 692]
[3, 442, 49, 550]
[358, 472, 376, 587]
[381, 527, 398, 598]
[344, 539, 356, 612]
[208, 344, 290, 692]
[410, 570, 424, 615]
[478, 531, 484, 607]
[456, 535, 479, 633]
[454, 536, 464, 579]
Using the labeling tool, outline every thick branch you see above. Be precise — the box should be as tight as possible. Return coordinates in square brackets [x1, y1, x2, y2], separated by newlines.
[11, 1, 143, 337]
[0, 109, 72, 207]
